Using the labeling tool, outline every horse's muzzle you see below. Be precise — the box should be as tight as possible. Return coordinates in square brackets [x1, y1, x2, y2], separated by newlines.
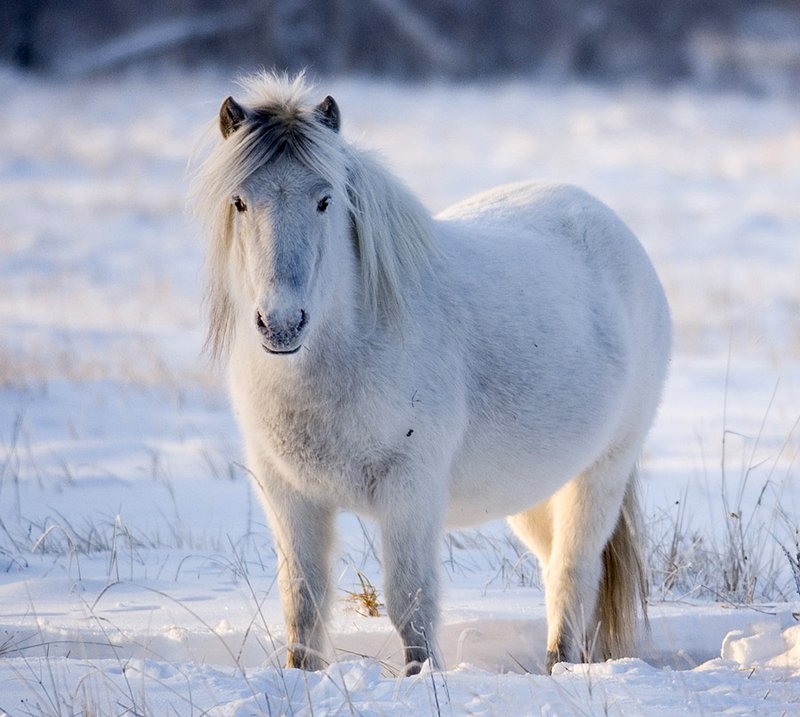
[255, 308, 308, 355]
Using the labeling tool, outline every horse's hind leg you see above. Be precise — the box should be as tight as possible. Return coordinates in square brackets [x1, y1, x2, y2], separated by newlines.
[507, 500, 553, 575]
[515, 448, 641, 673]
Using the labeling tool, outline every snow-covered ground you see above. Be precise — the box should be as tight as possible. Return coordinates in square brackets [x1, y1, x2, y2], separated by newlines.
[1, 69, 798, 715]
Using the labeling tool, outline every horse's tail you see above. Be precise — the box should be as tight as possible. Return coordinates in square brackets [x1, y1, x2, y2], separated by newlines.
[595, 470, 648, 659]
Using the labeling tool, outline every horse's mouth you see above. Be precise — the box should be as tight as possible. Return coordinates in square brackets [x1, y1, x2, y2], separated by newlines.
[262, 344, 303, 356]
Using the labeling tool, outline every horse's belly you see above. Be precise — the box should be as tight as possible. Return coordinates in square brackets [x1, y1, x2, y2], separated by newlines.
[444, 405, 620, 528]
[444, 453, 569, 528]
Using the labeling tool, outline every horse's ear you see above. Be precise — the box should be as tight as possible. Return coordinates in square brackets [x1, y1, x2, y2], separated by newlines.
[315, 96, 340, 133]
[219, 96, 247, 139]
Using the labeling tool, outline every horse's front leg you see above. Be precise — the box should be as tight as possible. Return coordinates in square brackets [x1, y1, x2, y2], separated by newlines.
[378, 480, 445, 675]
[254, 470, 336, 670]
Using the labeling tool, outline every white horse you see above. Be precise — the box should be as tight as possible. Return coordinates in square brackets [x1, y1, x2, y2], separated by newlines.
[192, 72, 671, 675]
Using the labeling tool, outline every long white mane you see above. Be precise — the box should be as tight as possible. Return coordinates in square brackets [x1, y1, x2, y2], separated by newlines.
[190, 72, 437, 358]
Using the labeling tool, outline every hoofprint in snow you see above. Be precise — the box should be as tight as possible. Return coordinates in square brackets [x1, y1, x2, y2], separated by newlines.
[0, 69, 798, 714]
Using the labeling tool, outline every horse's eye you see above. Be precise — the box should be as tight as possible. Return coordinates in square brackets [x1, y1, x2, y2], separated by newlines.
[317, 196, 331, 213]
[232, 195, 247, 213]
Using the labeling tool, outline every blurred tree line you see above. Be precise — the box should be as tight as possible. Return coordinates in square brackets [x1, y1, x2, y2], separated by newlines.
[2, 0, 799, 89]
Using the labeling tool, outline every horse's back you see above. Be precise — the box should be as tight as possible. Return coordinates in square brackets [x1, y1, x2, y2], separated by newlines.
[440, 182, 647, 271]
[438, 181, 586, 224]
[433, 182, 670, 525]
[437, 181, 668, 337]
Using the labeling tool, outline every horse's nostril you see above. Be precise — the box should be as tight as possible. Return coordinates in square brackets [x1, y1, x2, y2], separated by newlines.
[255, 308, 308, 346]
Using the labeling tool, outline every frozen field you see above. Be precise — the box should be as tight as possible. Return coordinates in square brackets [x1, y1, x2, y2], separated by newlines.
[0, 69, 799, 714]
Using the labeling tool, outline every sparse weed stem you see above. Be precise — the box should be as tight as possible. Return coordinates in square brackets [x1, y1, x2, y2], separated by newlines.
[781, 538, 800, 599]
[355, 514, 382, 569]
[647, 375, 800, 605]
[775, 509, 800, 600]
[0, 409, 24, 485]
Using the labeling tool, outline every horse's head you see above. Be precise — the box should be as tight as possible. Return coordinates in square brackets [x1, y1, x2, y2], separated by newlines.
[216, 92, 352, 357]
[194, 73, 437, 360]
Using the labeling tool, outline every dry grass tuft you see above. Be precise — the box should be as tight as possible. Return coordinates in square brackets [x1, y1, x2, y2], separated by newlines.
[345, 569, 383, 618]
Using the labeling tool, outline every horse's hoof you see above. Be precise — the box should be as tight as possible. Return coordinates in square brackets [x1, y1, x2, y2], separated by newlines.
[286, 650, 322, 671]
[402, 660, 423, 676]
[545, 649, 560, 675]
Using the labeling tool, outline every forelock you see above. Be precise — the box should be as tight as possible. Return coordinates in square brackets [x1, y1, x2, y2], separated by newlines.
[205, 73, 347, 204]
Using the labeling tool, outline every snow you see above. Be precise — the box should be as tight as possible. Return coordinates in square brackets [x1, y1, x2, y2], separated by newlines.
[1, 68, 799, 714]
